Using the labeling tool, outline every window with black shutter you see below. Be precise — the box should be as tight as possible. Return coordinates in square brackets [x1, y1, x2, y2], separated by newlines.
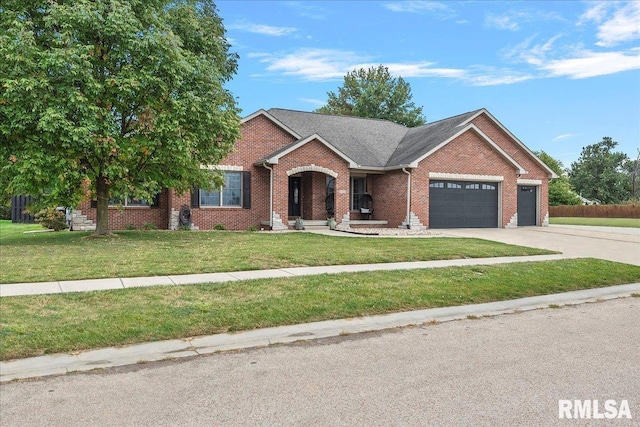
[242, 171, 251, 209]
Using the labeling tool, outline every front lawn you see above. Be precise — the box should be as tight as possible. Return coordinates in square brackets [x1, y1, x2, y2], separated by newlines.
[549, 217, 640, 228]
[1, 258, 639, 360]
[0, 220, 554, 283]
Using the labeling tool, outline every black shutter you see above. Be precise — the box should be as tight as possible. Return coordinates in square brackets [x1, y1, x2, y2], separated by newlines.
[242, 171, 251, 209]
[191, 187, 200, 208]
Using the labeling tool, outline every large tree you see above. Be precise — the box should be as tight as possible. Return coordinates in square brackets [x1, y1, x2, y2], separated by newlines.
[569, 137, 629, 204]
[535, 151, 581, 206]
[623, 150, 640, 201]
[0, 0, 240, 235]
[316, 65, 426, 127]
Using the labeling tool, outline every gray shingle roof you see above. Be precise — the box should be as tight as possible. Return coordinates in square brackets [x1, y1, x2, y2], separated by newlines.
[386, 110, 482, 166]
[262, 108, 484, 168]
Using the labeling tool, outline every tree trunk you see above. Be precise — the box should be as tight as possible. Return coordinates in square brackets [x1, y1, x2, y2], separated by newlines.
[94, 175, 111, 235]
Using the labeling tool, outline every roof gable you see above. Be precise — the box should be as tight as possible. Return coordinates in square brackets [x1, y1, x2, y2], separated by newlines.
[266, 109, 408, 168]
[460, 109, 558, 178]
[257, 133, 358, 168]
[245, 107, 553, 176]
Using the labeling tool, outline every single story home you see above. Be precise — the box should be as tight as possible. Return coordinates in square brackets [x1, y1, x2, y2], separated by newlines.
[75, 107, 557, 231]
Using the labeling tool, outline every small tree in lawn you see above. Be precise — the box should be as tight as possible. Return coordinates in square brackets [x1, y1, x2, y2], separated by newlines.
[569, 138, 629, 204]
[0, 0, 241, 235]
[535, 151, 581, 206]
[316, 65, 426, 127]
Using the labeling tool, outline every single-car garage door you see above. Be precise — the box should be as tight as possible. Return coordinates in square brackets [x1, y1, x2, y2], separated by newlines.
[517, 185, 537, 226]
[429, 181, 498, 228]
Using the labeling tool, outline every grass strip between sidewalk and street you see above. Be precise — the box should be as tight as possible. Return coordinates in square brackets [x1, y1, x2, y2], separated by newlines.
[0, 220, 555, 283]
[549, 217, 640, 228]
[2, 258, 639, 360]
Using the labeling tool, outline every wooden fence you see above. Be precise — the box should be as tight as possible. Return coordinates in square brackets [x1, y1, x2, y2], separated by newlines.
[549, 204, 640, 218]
[10, 195, 35, 223]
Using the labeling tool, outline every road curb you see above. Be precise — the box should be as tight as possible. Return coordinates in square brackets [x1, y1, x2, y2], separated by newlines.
[1, 283, 638, 383]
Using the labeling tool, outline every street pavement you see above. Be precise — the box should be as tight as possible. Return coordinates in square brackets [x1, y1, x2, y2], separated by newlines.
[1, 297, 638, 426]
[0, 223, 638, 425]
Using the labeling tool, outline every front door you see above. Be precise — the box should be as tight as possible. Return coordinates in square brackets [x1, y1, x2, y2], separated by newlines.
[288, 176, 301, 217]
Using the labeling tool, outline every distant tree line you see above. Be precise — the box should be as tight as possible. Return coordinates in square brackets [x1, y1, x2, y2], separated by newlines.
[538, 137, 639, 206]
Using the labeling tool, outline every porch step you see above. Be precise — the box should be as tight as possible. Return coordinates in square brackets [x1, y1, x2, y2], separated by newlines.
[287, 219, 329, 227]
[70, 210, 96, 231]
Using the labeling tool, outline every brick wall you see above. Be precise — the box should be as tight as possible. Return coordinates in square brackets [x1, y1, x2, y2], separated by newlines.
[77, 190, 169, 230]
[274, 139, 350, 225]
[415, 129, 520, 228]
[177, 114, 297, 230]
[471, 114, 550, 225]
[371, 171, 408, 227]
[74, 111, 551, 231]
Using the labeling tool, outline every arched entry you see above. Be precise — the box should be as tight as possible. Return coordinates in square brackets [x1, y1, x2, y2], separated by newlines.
[286, 165, 339, 220]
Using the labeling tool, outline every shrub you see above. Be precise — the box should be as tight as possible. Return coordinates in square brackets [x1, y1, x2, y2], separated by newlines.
[143, 222, 158, 230]
[0, 204, 10, 220]
[247, 225, 258, 232]
[213, 223, 226, 230]
[34, 208, 67, 231]
[125, 224, 137, 230]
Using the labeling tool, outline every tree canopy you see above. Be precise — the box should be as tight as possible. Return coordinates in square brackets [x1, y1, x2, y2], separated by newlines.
[569, 137, 629, 204]
[316, 65, 426, 127]
[0, 0, 240, 234]
[536, 151, 581, 206]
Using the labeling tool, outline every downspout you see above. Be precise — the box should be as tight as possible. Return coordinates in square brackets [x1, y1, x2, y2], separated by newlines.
[402, 167, 411, 229]
[262, 163, 274, 229]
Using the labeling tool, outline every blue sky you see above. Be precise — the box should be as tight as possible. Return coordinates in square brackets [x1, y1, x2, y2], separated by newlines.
[216, 1, 640, 167]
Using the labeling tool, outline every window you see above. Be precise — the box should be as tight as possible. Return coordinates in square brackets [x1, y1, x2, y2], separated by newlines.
[447, 182, 462, 189]
[429, 182, 445, 188]
[465, 183, 480, 190]
[200, 172, 242, 207]
[482, 184, 496, 190]
[109, 196, 150, 207]
[350, 176, 367, 210]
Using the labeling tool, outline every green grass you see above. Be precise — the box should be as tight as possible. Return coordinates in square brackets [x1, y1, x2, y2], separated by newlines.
[549, 217, 640, 228]
[1, 258, 638, 360]
[0, 220, 554, 283]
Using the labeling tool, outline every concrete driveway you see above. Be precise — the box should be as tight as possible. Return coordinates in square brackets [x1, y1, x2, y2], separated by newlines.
[442, 224, 640, 266]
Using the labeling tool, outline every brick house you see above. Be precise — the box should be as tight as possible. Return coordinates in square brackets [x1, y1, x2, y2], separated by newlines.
[74, 108, 557, 231]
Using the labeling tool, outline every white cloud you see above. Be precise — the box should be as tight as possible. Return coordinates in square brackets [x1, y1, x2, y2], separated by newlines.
[253, 49, 466, 81]
[552, 133, 579, 142]
[541, 50, 640, 79]
[283, 1, 328, 20]
[384, 62, 466, 78]
[256, 49, 371, 81]
[485, 13, 520, 31]
[464, 70, 534, 86]
[383, 1, 454, 17]
[485, 9, 566, 31]
[228, 22, 297, 37]
[502, 34, 563, 66]
[595, 2, 640, 47]
[578, 1, 612, 25]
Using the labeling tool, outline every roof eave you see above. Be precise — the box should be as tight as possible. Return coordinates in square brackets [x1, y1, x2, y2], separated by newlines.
[410, 124, 527, 174]
[461, 108, 558, 179]
[262, 133, 358, 168]
[241, 109, 302, 140]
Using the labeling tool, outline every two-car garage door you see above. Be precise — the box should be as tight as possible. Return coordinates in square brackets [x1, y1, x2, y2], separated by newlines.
[429, 180, 539, 228]
[429, 181, 498, 228]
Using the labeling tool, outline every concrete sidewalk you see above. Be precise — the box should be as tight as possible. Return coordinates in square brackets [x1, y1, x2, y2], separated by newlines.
[1, 283, 638, 383]
[0, 254, 568, 297]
